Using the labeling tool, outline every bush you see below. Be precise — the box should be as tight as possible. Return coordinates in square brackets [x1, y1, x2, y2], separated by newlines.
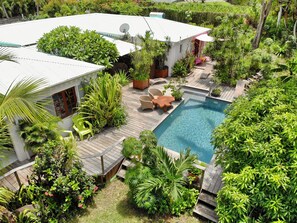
[37, 26, 119, 68]
[211, 88, 221, 97]
[172, 59, 188, 77]
[124, 131, 199, 216]
[27, 139, 97, 222]
[213, 77, 297, 222]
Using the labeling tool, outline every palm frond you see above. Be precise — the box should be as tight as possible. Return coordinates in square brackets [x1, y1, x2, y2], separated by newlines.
[0, 77, 51, 123]
[0, 47, 17, 63]
[135, 177, 163, 202]
[0, 187, 14, 207]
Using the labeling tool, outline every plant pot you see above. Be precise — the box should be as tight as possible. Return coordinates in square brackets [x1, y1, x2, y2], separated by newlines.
[155, 67, 168, 78]
[133, 79, 149, 90]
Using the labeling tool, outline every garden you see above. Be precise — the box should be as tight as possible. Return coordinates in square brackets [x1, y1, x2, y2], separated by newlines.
[1, 0, 297, 222]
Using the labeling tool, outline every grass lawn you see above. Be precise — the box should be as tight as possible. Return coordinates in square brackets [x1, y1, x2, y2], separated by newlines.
[71, 179, 203, 223]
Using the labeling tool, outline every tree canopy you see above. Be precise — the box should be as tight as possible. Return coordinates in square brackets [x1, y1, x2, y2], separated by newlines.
[213, 77, 297, 222]
[37, 26, 119, 68]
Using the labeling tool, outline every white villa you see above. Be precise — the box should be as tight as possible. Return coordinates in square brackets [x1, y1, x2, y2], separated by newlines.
[0, 13, 211, 164]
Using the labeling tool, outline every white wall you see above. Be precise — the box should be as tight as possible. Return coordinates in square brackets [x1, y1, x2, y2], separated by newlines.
[9, 72, 99, 163]
[166, 37, 194, 76]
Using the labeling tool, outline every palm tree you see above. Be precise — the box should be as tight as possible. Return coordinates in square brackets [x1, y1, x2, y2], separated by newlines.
[135, 147, 197, 203]
[0, 47, 50, 124]
[0, 48, 52, 165]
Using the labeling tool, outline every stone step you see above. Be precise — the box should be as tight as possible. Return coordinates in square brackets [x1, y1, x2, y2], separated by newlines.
[193, 203, 218, 223]
[116, 169, 126, 180]
[122, 159, 135, 169]
[198, 191, 217, 208]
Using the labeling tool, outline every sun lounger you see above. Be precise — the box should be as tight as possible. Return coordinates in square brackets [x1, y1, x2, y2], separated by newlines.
[149, 78, 168, 85]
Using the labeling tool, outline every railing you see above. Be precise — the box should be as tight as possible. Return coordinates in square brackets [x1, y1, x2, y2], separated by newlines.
[193, 163, 207, 191]
[80, 137, 125, 176]
[0, 161, 34, 191]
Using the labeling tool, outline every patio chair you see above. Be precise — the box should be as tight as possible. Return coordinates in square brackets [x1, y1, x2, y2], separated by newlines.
[148, 88, 163, 99]
[72, 114, 94, 140]
[139, 95, 154, 110]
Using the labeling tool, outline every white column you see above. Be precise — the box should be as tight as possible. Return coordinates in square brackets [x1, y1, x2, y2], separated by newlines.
[8, 122, 30, 161]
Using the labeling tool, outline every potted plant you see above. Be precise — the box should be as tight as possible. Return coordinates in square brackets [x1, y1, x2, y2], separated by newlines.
[154, 37, 171, 78]
[163, 77, 186, 101]
[211, 88, 222, 97]
[130, 32, 155, 90]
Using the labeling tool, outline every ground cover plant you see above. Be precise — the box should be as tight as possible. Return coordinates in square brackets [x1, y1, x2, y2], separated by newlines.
[212, 76, 297, 222]
[37, 26, 119, 68]
[122, 130, 199, 216]
[72, 179, 201, 223]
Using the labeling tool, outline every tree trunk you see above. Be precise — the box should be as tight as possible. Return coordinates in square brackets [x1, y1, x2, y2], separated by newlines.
[252, 0, 273, 49]
[2, 3, 9, 19]
[294, 20, 297, 39]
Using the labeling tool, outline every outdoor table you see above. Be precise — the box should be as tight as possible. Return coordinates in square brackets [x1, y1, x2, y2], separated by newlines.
[152, 96, 175, 112]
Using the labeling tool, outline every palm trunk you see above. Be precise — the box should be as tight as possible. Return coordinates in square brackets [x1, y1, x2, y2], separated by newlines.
[293, 20, 297, 41]
[252, 0, 272, 49]
[2, 3, 9, 18]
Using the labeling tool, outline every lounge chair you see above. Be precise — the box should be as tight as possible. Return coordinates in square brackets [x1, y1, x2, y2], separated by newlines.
[149, 78, 168, 85]
[139, 95, 154, 110]
[72, 114, 94, 140]
[148, 88, 163, 99]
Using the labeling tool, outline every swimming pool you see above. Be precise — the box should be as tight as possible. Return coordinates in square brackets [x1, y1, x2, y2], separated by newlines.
[154, 91, 229, 163]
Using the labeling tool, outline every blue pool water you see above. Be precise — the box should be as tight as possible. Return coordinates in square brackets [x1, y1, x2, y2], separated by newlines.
[154, 91, 229, 163]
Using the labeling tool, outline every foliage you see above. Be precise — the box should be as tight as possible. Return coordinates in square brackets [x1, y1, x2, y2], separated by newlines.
[114, 70, 130, 86]
[28, 139, 97, 222]
[37, 26, 119, 68]
[213, 77, 297, 222]
[172, 59, 188, 78]
[78, 73, 126, 132]
[0, 77, 52, 124]
[204, 15, 255, 85]
[155, 37, 171, 70]
[19, 117, 60, 152]
[211, 88, 221, 97]
[124, 130, 199, 216]
[163, 78, 186, 101]
[122, 137, 143, 162]
[0, 120, 13, 161]
[130, 31, 157, 81]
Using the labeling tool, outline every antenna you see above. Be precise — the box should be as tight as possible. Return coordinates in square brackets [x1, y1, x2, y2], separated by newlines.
[119, 23, 130, 34]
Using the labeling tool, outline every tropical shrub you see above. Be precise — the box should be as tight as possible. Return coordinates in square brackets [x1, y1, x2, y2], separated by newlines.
[78, 73, 126, 132]
[37, 26, 119, 68]
[19, 117, 60, 152]
[204, 15, 254, 85]
[211, 88, 221, 97]
[213, 77, 297, 222]
[0, 121, 13, 162]
[163, 78, 186, 101]
[113, 70, 130, 86]
[27, 139, 97, 222]
[124, 130, 199, 216]
[172, 59, 188, 78]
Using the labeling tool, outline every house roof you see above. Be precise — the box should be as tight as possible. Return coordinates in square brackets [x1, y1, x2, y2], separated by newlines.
[0, 47, 104, 95]
[0, 13, 210, 46]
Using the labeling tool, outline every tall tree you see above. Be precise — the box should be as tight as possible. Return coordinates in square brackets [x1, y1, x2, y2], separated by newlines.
[252, 0, 273, 49]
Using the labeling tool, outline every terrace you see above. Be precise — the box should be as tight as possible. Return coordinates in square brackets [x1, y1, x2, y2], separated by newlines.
[0, 62, 239, 222]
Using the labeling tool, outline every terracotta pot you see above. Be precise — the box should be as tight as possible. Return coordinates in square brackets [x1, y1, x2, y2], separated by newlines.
[133, 79, 149, 90]
[155, 67, 168, 78]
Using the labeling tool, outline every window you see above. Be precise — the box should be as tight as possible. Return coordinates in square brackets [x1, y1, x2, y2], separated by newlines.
[179, 44, 183, 53]
[52, 87, 77, 118]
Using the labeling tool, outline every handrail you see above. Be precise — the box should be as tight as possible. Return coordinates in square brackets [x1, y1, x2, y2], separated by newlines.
[80, 137, 125, 159]
[0, 161, 35, 180]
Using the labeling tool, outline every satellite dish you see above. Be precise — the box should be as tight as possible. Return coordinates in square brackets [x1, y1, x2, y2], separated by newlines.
[119, 23, 130, 34]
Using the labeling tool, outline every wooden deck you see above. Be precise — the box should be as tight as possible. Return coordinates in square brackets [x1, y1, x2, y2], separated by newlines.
[1, 62, 237, 193]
